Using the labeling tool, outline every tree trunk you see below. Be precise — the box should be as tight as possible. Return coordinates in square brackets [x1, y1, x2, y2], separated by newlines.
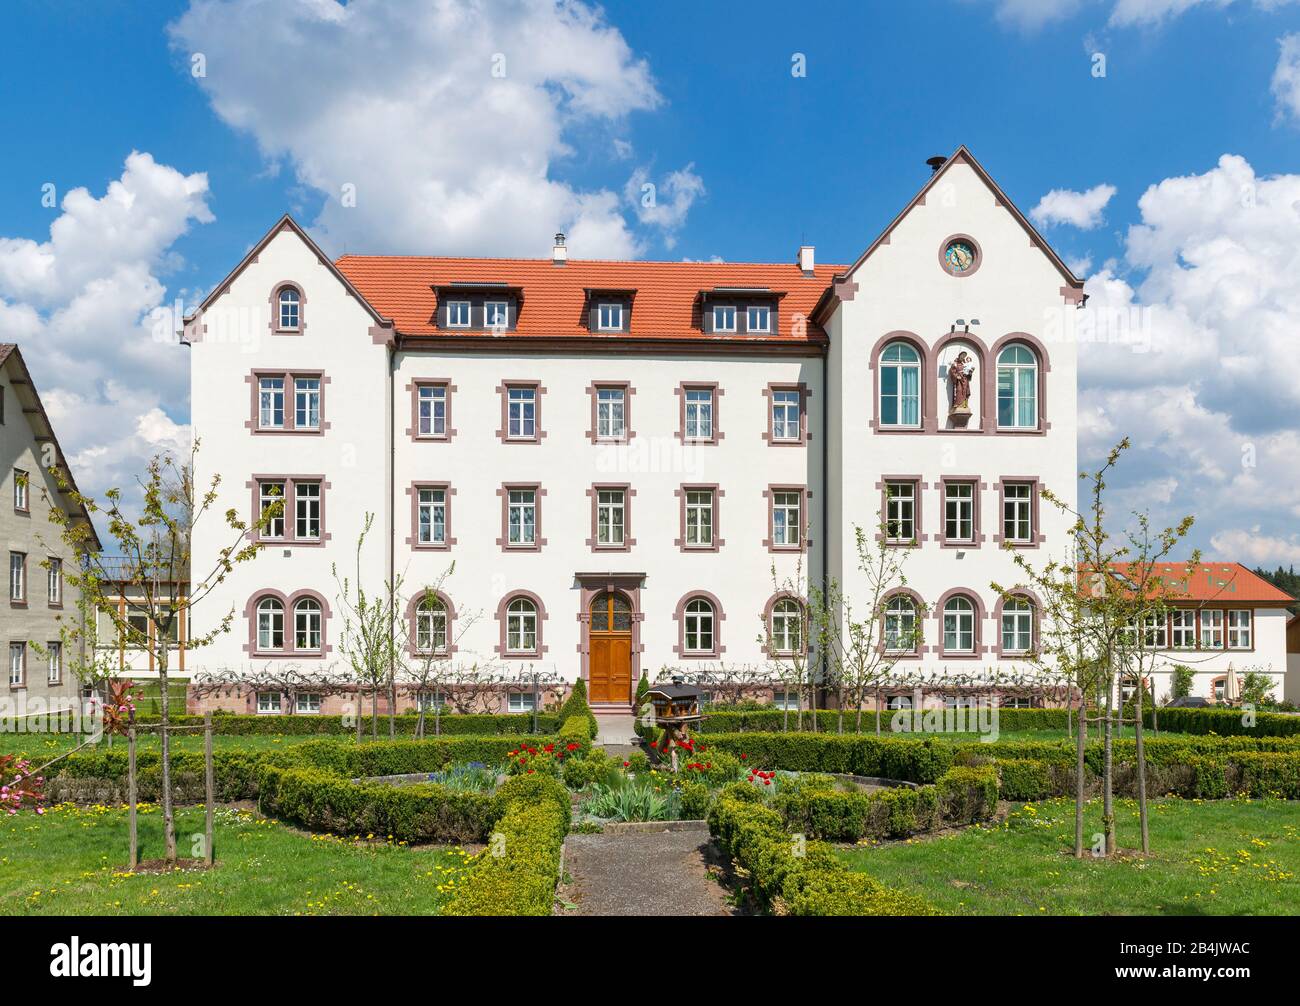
[355, 686, 363, 743]
[389, 675, 397, 739]
[875, 686, 881, 736]
[371, 685, 378, 740]
[1074, 687, 1086, 858]
[158, 644, 177, 864]
[1134, 677, 1150, 854]
[1103, 675, 1115, 857]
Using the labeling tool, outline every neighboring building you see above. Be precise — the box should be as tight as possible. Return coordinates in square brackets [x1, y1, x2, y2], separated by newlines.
[0, 344, 100, 716]
[1111, 563, 1293, 704]
[182, 146, 1086, 713]
[1286, 614, 1299, 705]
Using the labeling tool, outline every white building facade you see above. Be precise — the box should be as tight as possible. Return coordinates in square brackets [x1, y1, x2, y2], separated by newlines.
[183, 147, 1288, 713]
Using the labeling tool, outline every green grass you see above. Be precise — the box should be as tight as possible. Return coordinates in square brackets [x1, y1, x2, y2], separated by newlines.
[837, 796, 1300, 915]
[0, 802, 474, 916]
[0, 732, 345, 760]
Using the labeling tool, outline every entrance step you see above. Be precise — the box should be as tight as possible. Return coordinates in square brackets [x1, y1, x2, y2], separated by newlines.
[593, 712, 638, 746]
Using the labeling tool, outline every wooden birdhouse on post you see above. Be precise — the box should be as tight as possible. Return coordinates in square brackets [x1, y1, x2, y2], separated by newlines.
[644, 680, 704, 772]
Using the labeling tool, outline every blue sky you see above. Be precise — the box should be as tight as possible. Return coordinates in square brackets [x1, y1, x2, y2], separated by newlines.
[1, 0, 1298, 563]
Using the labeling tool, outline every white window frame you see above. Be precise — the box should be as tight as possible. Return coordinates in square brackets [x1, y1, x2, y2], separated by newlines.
[1142, 612, 1168, 649]
[417, 384, 447, 437]
[884, 482, 916, 544]
[1170, 609, 1196, 649]
[712, 305, 737, 332]
[293, 376, 321, 431]
[944, 482, 975, 543]
[13, 469, 28, 512]
[294, 481, 321, 541]
[417, 487, 447, 546]
[1003, 483, 1032, 543]
[508, 691, 537, 713]
[769, 599, 802, 654]
[1000, 598, 1033, 654]
[9, 642, 24, 686]
[996, 344, 1039, 430]
[772, 690, 799, 711]
[47, 640, 61, 684]
[507, 387, 537, 440]
[295, 692, 321, 715]
[446, 300, 471, 328]
[1199, 609, 1224, 650]
[878, 342, 922, 429]
[47, 558, 61, 604]
[416, 598, 449, 655]
[884, 596, 918, 653]
[596, 387, 626, 440]
[258, 376, 285, 429]
[747, 305, 771, 333]
[684, 388, 714, 441]
[684, 490, 714, 547]
[597, 302, 623, 332]
[771, 390, 800, 441]
[277, 288, 300, 330]
[9, 551, 24, 602]
[257, 597, 284, 652]
[1227, 609, 1252, 649]
[943, 596, 975, 653]
[294, 598, 322, 652]
[485, 300, 509, 329]
[260, 481, 286, 539]
[771, 490, 801, 548]
[507, 489, 536, 546]
[256, 692, 282, 714]
[683, 598, 715, 653]
[596, 489, 625, 546]
[506, 598, 538, 654]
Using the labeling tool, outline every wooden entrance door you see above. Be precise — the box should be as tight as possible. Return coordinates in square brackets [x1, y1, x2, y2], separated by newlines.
[588, 591, 633, 704]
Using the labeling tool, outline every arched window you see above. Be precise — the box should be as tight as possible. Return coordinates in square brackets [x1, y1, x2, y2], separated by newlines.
[506, 597, 538, 654]
[942, 596, 975, 653]
[590, 591, 633, 632]
[996, 344, 1038, 429]
[884, 595, 919, 652]
[879, 341, 921, 428]
[257, 597, 284, 651]
[683, 597, 715, 654]
[416, 595, 449, 654]
[769, 598, 803, 654]
[1001, 597, 1033, 654]
[293, 597, 322, 652]
[278, 287, 301, 330]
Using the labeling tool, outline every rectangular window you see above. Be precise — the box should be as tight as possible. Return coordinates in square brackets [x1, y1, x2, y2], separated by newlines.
[685, 490, 714, 547]
[684, 388, 714, 440]
[258, 376, 285, 429]
[260, 481, 286, 538]
[1143, 612, 1168, 649]
[8, 642, 23, 686]
[507, 387, 536, 439]
[1227, 609, 1252, 649]
[256, 692, 282, 714]
[747, 305, 770, 333]
[47, 558, 61, 604]
[507, 489, 536, 546]
[507, 692, 537, 713]
[47, 641, 61, 684]
[9, 552, 25, 602]
[771, 390, 801, 442]
[771, 490, 801, 548]
[944, 483, 975, 543]
[772, 690, 798, 711]
[597, 303, 623, 331]
[294, 377, 321, 430]
[418, 487, 447, 545]
[295, 482, 321, 540]
[884, 482, 916, 543]
[485, 300, 509, 328]
[13, 469, 28, 512]
[446, 300, 471, 327]
[1170, 609, 1196, 649]
[125, 608, 150, 648]
[295, 692, 322, 715]
[1199, 609, 1224, 649]
[417, 384, 447, 437]
[1003, 483, 1033, 543]
[596, 489, 625, 546]
[712, 305, 736, 332]
[596, 387, 626, 440]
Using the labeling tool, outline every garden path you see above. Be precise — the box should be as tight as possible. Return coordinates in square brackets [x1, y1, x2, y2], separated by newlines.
[556, 822, 740, 916]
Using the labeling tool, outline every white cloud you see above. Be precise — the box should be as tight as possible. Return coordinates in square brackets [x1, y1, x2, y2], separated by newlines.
[1030, 184, 1117, 229]
[169, 0, 690, 258]
[1271, 32, 1300, 124]
[978, 0, 1088, 31]
[625, 163, 706, 249]
[1078, 153, 1300, 562]
[1210, 528, 1300, 565]
[976, 0, 1297, 30]
[0, 152, 211, 513]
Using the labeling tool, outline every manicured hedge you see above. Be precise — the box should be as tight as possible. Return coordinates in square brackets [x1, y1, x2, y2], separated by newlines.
[444, 774, 571, 916]
[703, 732, 955, 782]
[1145, 707, 1300, 738]
[774, 766, 997, 842]
[707, 786, 936, 916]
[127, 712, 562, 736]
[695, 707, 1073, 734]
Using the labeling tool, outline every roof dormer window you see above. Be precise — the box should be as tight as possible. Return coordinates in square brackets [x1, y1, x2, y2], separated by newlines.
[712, 305, 737, 332]
[747, 305, 770, 333]
[485, 300, 509, 329]
[597, 303, 623, 332]
[446, 300, 471, 328]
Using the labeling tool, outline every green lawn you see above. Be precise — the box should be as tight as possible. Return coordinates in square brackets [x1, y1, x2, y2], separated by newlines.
[837, 796, 1300, 915]
[0, 802, 474, 916]
[0, 732, 337, 760]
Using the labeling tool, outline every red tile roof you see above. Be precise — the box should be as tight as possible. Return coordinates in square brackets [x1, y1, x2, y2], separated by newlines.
[334, 256, 844, 343]
[1105, 562, 1295, 605]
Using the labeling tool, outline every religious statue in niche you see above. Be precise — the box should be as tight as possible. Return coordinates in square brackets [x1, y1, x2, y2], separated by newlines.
[948, 351, 975, 427]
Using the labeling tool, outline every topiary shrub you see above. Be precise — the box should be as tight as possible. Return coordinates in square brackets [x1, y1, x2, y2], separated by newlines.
[557, 678, 598, 739]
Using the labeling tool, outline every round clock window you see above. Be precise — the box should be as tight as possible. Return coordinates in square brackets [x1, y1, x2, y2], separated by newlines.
[940, 236, 981, 277]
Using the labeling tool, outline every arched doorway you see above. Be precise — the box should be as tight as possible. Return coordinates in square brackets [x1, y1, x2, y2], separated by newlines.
[588, 590, 633, 703]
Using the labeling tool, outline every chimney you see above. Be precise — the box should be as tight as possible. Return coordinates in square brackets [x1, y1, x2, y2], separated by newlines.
[926, 155, 947, 174]
[798, 244, 814, 274]
[552, 232, 567, 265]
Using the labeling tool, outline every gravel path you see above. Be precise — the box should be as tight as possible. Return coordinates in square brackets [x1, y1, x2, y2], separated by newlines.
[556, 823, 739, 916]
